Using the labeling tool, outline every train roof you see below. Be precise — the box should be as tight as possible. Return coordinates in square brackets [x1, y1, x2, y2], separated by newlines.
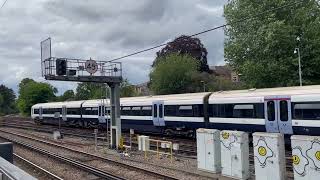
[209, 85, 320, 103]
[120, 92, 211, 106]
[82, 99, 110, 107]
[32, 100, 85, 108]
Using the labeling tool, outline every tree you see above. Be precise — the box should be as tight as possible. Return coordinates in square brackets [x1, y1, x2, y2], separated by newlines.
[0, 84, 16, 115]
[75, 82, 107, 100]
[75, 80, 139, 100]
[57, 90, 75, 101]
[224, 0, 320, 88]
[120, 79, 141, 97]
[153, 35, 210, 72]
[17, 78, 57, 115]
[150, 53, 199, 95]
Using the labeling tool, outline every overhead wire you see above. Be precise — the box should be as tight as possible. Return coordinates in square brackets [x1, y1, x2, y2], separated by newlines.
[106, 0, 306, 63]
[0, 0, 8, 10]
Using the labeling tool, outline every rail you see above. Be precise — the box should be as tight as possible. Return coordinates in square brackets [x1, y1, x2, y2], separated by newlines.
[0, 156, 36, 180]
[0, 129, 179, 180]
[13, 154, 63, 180]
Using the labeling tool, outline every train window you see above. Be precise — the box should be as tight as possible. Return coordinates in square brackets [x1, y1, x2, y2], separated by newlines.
[267, 101, 275, 121]
[153, 104, 157, 118]
[211, 103, 264, 118]
[121, 106, 131, 116]
[131, 106, 141, 116]
[193, 105, 200, 117]
[178, 105, 193, 117]
[165, 105, 177, 116]
[293, 102, 320, 120]
[280, 101, 288, 121]
[34, 109, 39, 114]
[233, 104, 254, 118]
[91, 107, 98, 115]
[43, 109, 49, 114]
[159, 105, 163, 118]
[254, 104, 265, 118]
[141, 106, 152, 116]
[67, 108, 79, 115]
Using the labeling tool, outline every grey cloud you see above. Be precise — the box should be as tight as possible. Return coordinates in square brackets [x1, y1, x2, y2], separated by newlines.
[0, 0, 227, 95]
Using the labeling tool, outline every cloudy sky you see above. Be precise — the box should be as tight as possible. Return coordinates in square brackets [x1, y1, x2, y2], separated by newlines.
[0, 0, 227, 95]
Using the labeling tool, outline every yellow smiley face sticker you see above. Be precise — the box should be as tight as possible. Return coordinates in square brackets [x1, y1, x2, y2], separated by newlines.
[315, 151, 320, 161]
[292, 155, 300, 165]
[222, 132, 229, 139]
[258, 146, 267, 156]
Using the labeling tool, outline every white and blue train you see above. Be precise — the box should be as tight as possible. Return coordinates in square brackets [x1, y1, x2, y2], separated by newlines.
[31, 85, 320, 137]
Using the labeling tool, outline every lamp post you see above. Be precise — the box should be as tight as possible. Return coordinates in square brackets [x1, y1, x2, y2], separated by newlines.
[294, 48, 302, 86]
[200, 80, 205, 92]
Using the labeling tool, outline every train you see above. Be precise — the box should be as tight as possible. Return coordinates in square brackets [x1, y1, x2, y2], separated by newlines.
[31, 85, 320, 137]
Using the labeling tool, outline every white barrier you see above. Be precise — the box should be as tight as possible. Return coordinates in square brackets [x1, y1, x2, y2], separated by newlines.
[253, 132, 286, 180]
[138, 135, 149, 151]
[197, 128, 221, 173]
[220, 130, 249, 180]
[291, 135, 320, 180]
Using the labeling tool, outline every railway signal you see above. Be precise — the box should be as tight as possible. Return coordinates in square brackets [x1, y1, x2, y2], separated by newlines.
[56, 59, 67, 75]
[41, 37, 123, 149]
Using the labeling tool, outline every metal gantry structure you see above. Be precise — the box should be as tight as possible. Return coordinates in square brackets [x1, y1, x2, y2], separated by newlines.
[41, 38, 123, 148]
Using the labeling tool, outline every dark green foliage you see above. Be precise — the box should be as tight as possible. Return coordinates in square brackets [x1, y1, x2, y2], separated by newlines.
[75, 82, 104, 100]
[75, 80, 139, 100]
[224, 0, 320, 88]
[153, 35, 210, 72]
[0, 84, 16, 115]
[57, 90, 75, 101]
[150, 53, 200, 94]
[17, 78, 57, 116]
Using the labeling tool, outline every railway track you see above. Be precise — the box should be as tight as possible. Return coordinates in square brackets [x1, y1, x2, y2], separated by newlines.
[0, 122, 198, 157]
[1, 135, 126, 180]
[14, 153, 64, 180]
[0, 128, 180, 180]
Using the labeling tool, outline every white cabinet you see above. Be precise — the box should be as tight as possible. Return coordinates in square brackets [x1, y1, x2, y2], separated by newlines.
[138, 135, 149, 151]
[220, 130, 249, 180]
[197, 128, 221, 173]
[253, 132, 286, 180]
[291, 135, 320, 180]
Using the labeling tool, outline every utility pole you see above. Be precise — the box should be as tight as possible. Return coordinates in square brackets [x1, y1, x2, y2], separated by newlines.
[294, 48, 302, 86]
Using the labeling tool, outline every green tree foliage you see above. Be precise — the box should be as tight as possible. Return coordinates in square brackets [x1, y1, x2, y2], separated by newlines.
[0, 84, 16, 115]
[150, 53, 200, 95]
[57, 90, 75, 101]
[120, 79, 139, 97]
[75, 80, 139, 100]
[224, 0, 320, 88]
[153, 35, 210, 72]
[17, 78, 57, 115]
[75, 82, 105, 100]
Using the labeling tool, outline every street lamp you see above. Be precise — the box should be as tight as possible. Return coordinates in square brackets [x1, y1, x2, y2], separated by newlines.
[294, 48, 302, 86]
[200, 80, 206, 92]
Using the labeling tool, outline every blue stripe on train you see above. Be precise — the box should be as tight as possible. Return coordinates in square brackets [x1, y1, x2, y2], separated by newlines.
[38, 116, 319, 136]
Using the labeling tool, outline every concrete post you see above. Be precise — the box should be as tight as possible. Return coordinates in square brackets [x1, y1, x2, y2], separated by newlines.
[109, 82, 121, 148]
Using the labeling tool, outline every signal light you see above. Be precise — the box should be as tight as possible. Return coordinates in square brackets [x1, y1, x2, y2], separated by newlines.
[56, 59, 67, 75]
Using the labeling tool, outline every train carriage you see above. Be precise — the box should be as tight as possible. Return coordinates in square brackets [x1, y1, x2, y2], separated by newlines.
[31, 85, 320, 137]
[207, 85, 320, 136]
[120, 93, 210, 137]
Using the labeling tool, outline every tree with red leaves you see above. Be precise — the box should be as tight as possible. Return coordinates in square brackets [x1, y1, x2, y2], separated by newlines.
[153, 35, 210, 72]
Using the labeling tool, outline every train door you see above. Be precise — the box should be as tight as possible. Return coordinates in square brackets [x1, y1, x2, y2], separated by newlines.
[62, 106, 67, 121]
[264, 96, 293, 134]
[39, 107, 43, 120]
[152, 101, 165, 126]
[98, 104, 106, 123]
